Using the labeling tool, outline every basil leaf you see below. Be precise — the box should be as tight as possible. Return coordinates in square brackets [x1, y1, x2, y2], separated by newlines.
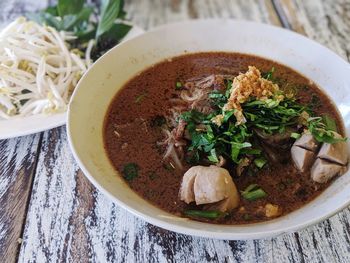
[254, 158, 267, 169]
[322, 114, 337, 132]
[96, 0, 123, 41]
[62, 7, 93, 31]
[58, 0, 85, 17]
[27, 12, 62, 29]
[45, 6, 59, 16]
[101, 23, 132, 42]
[208, 148, 219, 163]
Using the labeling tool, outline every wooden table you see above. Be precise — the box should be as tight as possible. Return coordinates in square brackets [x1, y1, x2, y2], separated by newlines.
[1, 0, 350, 262]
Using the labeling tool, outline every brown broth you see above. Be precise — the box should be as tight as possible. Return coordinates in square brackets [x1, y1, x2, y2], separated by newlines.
[103, 52, 343, 224]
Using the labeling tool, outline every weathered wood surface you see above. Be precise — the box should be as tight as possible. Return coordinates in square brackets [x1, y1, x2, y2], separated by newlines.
[1, 0, 350, 262]
[0, 2, 48, 263]
[0, 134, 41, 262]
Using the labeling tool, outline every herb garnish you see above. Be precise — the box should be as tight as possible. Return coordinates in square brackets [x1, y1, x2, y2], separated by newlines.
[254, 158, 267, 169]
[184, 210, 228, 219]
[122, 163, 139, 181]
[28, 0, 131, 60]
[241, 184, 267, 201]
[291, 132, 301, 139]
[262, 67, 275, 81]
[175, 81, 183, 90]
[179, 69, 344, 166]
[307, 117, 344, 143]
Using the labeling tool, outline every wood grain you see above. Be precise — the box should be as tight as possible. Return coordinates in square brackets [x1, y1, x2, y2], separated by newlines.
[0, 135, 41, 262]
[0, 0, 349, 262]
[274, 0, 350, 61]
[0, 2, 49, 262]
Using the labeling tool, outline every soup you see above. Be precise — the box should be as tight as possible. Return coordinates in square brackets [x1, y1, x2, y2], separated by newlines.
[103, 53, 348, 224]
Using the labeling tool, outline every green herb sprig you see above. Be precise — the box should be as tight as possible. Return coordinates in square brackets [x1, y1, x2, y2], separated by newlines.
[184, 210, 228, 219]
[28, 0, 131, 59]
[122, 163, 139, 181]
[241, 184, 267, 201]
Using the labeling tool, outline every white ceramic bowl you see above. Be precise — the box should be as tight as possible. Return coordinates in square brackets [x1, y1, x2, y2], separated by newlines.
[67, 19, 350, 240]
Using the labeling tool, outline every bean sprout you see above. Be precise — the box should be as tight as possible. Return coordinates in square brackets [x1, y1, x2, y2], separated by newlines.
[0, 17, 92, 119]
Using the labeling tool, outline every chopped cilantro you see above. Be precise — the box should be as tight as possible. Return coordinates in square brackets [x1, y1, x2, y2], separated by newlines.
[122, 163, 139, 181]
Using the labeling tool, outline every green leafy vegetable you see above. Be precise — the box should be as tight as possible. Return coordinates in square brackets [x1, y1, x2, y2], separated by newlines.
[322, 114, 337, 132]
[61, 7, 93, 31]
[290, 132, 301, 139]
[263, 67, 275, 81]
[254, 158, 267, 169]
[307, 117, 345, 143]
[184, 210, 228, 219]
[122, 163, 139, 181]
[58, 0, 84, 17]
[241, 184, 267, 201]
[28, 0, 131, 60]
[208, 148, 219, 163]
[180, 110, 208, 123]
[243, 97, 306, 134]
[180, 67, 344, 170]
[209, 90, 227, 107]
[96, 0, 124, 42]
[102, 23, 132, 41]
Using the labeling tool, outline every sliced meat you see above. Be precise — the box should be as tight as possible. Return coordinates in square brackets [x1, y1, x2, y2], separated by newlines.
[311, 158, 343, 183]
[294, 133, 319, 152]
[317, 134, 348, 165]
[255, 128, 294, 147]
[262, 142, 290, 163]
[179, 169, 197, 203]
[179, 165, 240, 212]
[291, 146, 316, 172]
[174, 119, 187, 140]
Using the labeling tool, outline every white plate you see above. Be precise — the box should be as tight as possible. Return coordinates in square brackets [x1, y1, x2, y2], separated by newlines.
[0, 25, 145, 140]
[67, 19, 350, 240]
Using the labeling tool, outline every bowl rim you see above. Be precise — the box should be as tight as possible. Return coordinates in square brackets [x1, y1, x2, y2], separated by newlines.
[67, 18, 350, 240]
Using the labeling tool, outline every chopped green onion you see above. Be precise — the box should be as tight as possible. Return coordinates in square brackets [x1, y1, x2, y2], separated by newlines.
[122, 163, 139, 181]
[208, 148, 219, 163]
[263, 67, 275, 81]
[135, 92, 147, 103]
[254, 158, 267, 169]
[240, 148, 262, 155]
[241, 184, 267, 201]
[184, 210, 228, 219]
[322, 114, 337, 132]
[290, 132, 301, 139]
[176, 81, 182, 90]
[223, 110, 235, 122]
